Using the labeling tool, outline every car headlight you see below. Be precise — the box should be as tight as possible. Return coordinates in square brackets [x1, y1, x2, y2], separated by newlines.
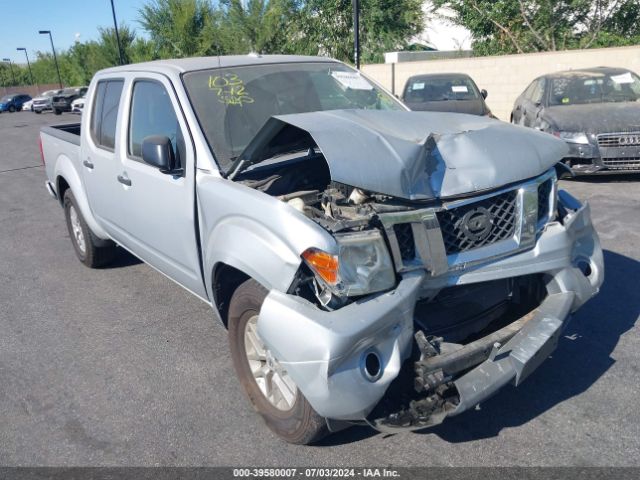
[302, 230, 396, 297]
[556, 131, 590, 145]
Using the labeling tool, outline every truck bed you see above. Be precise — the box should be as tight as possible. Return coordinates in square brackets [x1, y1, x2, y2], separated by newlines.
[41, 123, 81, 146]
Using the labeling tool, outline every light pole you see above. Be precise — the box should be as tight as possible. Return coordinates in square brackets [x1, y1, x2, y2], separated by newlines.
[16, 48, 34, 85]
[39, 30, 63, 88]
[110, 0, 125, 65]
[352, 0, 361, 69]
[2, 58, 16, 85]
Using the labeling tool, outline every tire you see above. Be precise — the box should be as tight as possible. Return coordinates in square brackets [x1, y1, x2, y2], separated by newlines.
[8, 105, 16, 113]
[54, 109, 62, 115]
[228, 279, 328, 445]
[34, 110, 41, 114]
[63, 190, 116, 268]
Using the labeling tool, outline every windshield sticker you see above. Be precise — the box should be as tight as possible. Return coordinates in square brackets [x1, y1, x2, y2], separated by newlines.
[611, 72, 633, 84]
[451, 85, 468, 93]
[208, 73, 254, 106]
[412, 82, 425, 90]
[331, 71, 374, 91]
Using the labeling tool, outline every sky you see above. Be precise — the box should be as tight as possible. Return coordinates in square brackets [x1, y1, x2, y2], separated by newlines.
[0, 0, 148, 65]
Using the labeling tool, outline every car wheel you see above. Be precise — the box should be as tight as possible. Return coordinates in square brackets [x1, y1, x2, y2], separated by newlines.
[8, 105, 16, 113]
[228, 279, 329, 445]
[63, 190, 117, 268]
[54, 109, 62, 115]
[34, 110, 41, 114]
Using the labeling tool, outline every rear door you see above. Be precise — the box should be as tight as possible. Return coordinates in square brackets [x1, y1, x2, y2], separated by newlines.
[111, 73, 205, 298]
[82, 78, 128, 243]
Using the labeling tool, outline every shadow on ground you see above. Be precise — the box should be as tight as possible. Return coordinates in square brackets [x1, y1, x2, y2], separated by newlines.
[568, 173, 640, 184]
[100, 248, 143, 269]
[322, 249, 638, 446]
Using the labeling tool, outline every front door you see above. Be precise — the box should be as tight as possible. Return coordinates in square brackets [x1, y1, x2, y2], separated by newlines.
[112, 74, 205, 298]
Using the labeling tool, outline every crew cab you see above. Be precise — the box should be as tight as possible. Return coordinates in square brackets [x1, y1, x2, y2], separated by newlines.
[41, 56, 604, 444]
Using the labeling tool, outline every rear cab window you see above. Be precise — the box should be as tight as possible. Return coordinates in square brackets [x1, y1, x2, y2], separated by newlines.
[90, 79, 125, 151]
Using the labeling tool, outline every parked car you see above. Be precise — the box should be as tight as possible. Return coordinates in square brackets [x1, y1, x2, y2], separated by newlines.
[32, 89, 63, 114]
[0, 93, 31, 113]
[71, 95, 86, 114]
[41, 55, 603, 444]
[51, 87, 88, 115]
[22, 99, 34, 111]
[402, 73, 494, 117]
[512, 67, 640, 173]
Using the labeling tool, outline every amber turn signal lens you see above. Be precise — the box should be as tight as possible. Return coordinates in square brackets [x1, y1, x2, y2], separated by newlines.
[302, 248, 339, 285]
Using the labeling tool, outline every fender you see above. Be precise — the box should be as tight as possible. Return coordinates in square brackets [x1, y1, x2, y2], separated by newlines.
[204, 216, 308, 295]
[54, 154, 110, 240]
[197, 174, 336, 299]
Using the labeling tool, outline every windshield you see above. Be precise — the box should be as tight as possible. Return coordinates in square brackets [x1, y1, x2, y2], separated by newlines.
[404, 76, 480, 102]
[183, 62, 404, 170]
[549, 71, 640, 106]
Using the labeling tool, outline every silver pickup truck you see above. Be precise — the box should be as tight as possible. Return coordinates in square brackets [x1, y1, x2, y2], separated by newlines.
[41, 55, 604, 444]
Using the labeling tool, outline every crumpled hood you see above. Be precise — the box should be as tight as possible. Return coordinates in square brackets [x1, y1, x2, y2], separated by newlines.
[544, 102, 640, 134]
[241, 110, 568, 200]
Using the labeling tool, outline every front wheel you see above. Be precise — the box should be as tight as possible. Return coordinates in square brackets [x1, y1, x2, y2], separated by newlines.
[8, 105, 16, 113]
[63, 190, 116, 268]
[228, 279, 328, 444]
[54, 109, 62, 115]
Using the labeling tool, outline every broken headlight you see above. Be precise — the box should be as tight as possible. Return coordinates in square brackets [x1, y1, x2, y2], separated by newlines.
[302, 230, 396, 298]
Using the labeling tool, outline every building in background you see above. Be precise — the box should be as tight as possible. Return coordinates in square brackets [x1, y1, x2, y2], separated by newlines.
[385, 2, 472, 63]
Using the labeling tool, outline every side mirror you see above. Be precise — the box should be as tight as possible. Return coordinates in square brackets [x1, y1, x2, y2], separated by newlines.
[481, 89, 488, 99]
[141, 135, 176, 173]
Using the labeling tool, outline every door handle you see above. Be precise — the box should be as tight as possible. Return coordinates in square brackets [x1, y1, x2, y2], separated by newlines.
[117, 174, 132, 186]
[83, 159, 94, 169]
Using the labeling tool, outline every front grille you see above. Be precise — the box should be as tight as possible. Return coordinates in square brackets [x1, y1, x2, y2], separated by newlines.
[537, 179, 552, 223]
[393, 223, 415, 261]
[598, 132, 640, 147]
[602, 157, 640, 170]
[437, 191, 518, 255]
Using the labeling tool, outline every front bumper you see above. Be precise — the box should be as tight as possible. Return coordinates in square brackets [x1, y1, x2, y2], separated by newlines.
[564, 141, 640, 173]
[257, 191, 604, 426]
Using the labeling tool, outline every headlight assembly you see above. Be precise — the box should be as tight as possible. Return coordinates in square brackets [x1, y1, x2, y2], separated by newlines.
[302, 230, 396, 298]
[556, 131, 590, 145]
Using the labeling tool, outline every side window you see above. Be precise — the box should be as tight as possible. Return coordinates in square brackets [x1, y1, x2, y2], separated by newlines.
[523, 81, 536, 100]
[531, 79, 546, 105]
[128, 80, 185, 168]
[90, 80, 124, 151]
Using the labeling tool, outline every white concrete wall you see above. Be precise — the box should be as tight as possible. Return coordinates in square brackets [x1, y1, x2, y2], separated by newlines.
[363, 45, 640, 121]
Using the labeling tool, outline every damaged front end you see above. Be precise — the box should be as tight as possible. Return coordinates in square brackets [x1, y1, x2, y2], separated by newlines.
[239, 110, 603, 431]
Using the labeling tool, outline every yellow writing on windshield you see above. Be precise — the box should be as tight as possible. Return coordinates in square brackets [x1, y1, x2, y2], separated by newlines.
[208, 74, 254, 106]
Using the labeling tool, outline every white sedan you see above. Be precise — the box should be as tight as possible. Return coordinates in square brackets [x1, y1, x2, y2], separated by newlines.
[71, 96, 85, 114]
[22, 99, 34, 111]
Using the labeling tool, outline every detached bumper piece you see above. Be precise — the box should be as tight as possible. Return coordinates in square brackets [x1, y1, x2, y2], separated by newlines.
[367, 291, 574, 432]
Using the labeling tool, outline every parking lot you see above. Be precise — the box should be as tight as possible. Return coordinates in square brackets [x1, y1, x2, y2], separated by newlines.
[0, 110, 639, 466]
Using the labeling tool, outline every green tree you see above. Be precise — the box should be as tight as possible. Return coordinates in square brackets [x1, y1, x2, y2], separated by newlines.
[432, 0, 640, 55]
[216, 0, 302, 54]
[296, 0, 424, 64]
[139, 0, 217, 57]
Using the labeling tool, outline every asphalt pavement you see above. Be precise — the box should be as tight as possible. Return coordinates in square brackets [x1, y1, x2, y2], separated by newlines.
[0, 110, 639, 466]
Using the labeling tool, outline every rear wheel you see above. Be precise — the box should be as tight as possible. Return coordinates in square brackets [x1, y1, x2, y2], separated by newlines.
[63, 190, 116, 268]
[8, 105, 16, 113]
[54, 109, 62, 115]
[228, 279, 328, 444]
